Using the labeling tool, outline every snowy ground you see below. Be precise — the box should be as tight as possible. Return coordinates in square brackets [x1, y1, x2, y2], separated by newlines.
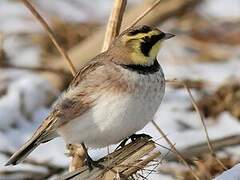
[0, 0, 239, 179]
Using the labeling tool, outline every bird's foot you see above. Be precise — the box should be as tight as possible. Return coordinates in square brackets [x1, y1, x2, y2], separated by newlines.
[130, 133, 152, 141]
[115, 138, 129, 150]
[116, 133, 152, 150]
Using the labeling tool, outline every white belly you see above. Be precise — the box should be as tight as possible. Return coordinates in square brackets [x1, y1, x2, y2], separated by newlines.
[57, 72, 165, 148]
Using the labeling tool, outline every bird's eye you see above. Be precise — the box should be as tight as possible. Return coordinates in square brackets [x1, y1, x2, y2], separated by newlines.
[140, 26, 151, 32]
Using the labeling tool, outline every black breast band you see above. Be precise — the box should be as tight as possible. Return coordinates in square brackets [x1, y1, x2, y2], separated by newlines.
[120, 59, 160, 75]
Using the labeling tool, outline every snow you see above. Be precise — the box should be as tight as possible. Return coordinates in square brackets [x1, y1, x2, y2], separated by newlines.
[0, 74, 58, 129]
[215, 163, 240, 180]
[8, 75, 58, 116]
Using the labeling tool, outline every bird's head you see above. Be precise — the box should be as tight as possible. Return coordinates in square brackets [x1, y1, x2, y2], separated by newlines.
[109, 25, 175, 66]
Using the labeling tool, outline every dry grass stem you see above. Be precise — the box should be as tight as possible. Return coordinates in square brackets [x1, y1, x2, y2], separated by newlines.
[21, 0, 77, 76]
[166, 79, 227, 170]
[151, 120, 200, 180]
[101, 0, 127, 52]
[128, 0, 162, 28]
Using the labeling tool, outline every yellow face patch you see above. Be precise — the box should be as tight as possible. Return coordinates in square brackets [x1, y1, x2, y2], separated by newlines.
[130, 50, 148, 65]
[149, 43, 161, 60]
[121, 30, 162, 65]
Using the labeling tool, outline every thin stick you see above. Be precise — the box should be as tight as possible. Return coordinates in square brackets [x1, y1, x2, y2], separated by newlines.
[21, 0, 77, 76]
[128, 0, 162, 28]
[151, 120, 200, 180]
[101, 0, 127, 52]
[166, 79, 227, 170]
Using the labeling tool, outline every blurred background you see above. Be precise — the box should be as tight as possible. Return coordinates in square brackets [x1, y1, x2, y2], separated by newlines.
[0, 0, 239, 179]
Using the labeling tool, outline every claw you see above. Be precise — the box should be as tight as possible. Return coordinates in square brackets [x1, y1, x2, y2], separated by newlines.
[115, 133, 152, 150]
[115, 138, 129, 150]
[130, 133, 152, 141]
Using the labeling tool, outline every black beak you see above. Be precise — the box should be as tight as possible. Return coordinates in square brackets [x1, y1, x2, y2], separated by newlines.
[164, 33, 175, 39]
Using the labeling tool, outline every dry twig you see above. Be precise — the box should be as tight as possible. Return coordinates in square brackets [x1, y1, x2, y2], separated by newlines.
[166, 79, 227, 170]
[151, 120, 200, 180]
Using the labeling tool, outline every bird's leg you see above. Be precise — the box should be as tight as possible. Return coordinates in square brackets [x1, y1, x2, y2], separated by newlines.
[81, 143, 104, 171]
[116, 133, 152, 150]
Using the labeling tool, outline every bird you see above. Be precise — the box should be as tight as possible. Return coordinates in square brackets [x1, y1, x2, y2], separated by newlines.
[6, 25, 175, 168]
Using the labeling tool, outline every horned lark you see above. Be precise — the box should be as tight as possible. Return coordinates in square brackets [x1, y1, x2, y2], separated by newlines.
[6, 25, 174, 167]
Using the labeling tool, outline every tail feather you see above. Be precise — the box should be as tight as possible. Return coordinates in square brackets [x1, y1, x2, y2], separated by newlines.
[5, 130, 58, 166]
[5, 137, 40, 166]
[5, 112, 59, 166]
